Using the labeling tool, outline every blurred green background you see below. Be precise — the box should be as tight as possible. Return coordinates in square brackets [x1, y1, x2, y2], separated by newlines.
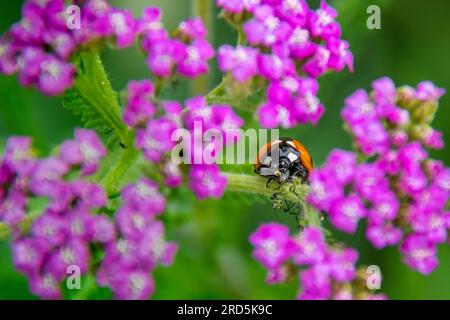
[1, 0, 449, 299]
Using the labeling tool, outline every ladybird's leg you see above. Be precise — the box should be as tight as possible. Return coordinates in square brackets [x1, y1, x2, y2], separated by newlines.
[288, 184, 300, 198]
[266, 178, 273, 189]
[267, 178, 282, 191]
[284, 199, 294, 214]
[291, 202, 301, 216]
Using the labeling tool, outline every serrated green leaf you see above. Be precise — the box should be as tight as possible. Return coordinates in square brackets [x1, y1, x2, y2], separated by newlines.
[62, 87, 121, 151]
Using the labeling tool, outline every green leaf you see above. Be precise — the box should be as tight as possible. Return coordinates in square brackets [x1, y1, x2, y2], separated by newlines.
[62, 87, 120, 150]
[62, 51, 132, 152]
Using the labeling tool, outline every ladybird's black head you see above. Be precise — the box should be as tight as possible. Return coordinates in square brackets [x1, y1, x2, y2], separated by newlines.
[275, 157, 292, 182]
[256, 140, 310, 184]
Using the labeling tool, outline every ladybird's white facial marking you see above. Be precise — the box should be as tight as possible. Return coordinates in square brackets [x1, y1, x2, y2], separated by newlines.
[287, 152, 298, 162]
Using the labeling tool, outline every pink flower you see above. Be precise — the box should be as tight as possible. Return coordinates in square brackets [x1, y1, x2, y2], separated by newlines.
[18, 47, 47, 87]
[257, 102, 295, 129]
[178, 39, 214, 77]
[308, 169, 345, 212]
[287, 27, 316, 59]
[258, 53, 289, 81]
[415, 81, 445, 101]
[327, 38, 353, 72]
[189, 164, 228, 199]
[30, 274, 62, 300]
[308, 0, 341, 40]
[216, 0, 260, 14]
[400, 234, 438, 275]
[123, 79, 156, 128]
[136, 118, 178, 163]
[353, 164, 389, 202]
[12, 238, 49, 276]
[59, 129, 107, 176]
[31, 211, 66, 246]
[275, 0, 309, 27]
[366, 221, 403, 249]
[138, 7, 167, 42]
[108, 9, 137, 48]
[303, 46, 331, 78]
[38, 56, 75, 96]
[146, 39, 185, 77]
[109, 270, 155, 300]
[178, 17, 207, 39]
[164, 161, 183, 188]
[218, 45, 259, 82]
[3, 136, 35, 176]
[46, 239, 90, 280]
[28, 157, 69, 197]
[293, 78, 325, 124]
[121, 178, 166, 215]
[327, 248, 358, 282]
[91, 216, 116, 244]
[407, 206, 447, 244]
[244, 5, 291, 47]
[43, 31, 76, 59]
[298, 265, 332, 300]
[137, 221, 178, 267]
[329, 195, 366, 234]
[372, 77, 397, 106]
[250, 223, 294, 270]
[292, 226, 327, 265]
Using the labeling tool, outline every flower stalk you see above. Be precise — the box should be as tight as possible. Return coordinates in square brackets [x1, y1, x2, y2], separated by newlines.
[74, 51, 139, 195]
[101, 146, 140, 196]
[224, 172, 321, 227]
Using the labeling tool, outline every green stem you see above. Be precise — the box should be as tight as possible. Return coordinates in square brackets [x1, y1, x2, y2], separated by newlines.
[206, 95, 256, 112]
[237, 25, 246, 46]
[225, 173, 308, 204]
[303, 202, 322, 228]
[225, 173, 321, 227]
[75, 51, 138, 195]
[101, 146, 139, 195]
[191, 0, 214, 95]
[206, 80, 226, 99]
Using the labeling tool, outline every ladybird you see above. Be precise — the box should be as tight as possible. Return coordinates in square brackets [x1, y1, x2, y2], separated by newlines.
[254, 137, 313, 184]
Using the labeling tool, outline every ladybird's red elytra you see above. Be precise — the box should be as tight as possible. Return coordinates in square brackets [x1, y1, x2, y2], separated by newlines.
[254, 137, 313, 184]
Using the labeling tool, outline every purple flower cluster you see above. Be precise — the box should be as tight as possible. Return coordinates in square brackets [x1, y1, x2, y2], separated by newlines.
[139, 9, 214, 78]
[0, 129, 105, 298]
[12, 181, 108, 299]
[0, 0, 144, 95]
[97, 178, 177, 300]
[1, 1, 213, 95]
[308, 78, 449, 274]
[123, 80, 244, 199]
[341, 77, 445, 155]
[250, 224, 386, 300]
[1, 129, 177, 299]
[1, 129, 105, 227]
[0, 0, 76, 95]
[216, 0, 353, 128]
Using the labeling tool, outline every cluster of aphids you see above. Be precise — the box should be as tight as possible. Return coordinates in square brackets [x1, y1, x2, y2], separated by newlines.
[254, 137, 314, 219]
